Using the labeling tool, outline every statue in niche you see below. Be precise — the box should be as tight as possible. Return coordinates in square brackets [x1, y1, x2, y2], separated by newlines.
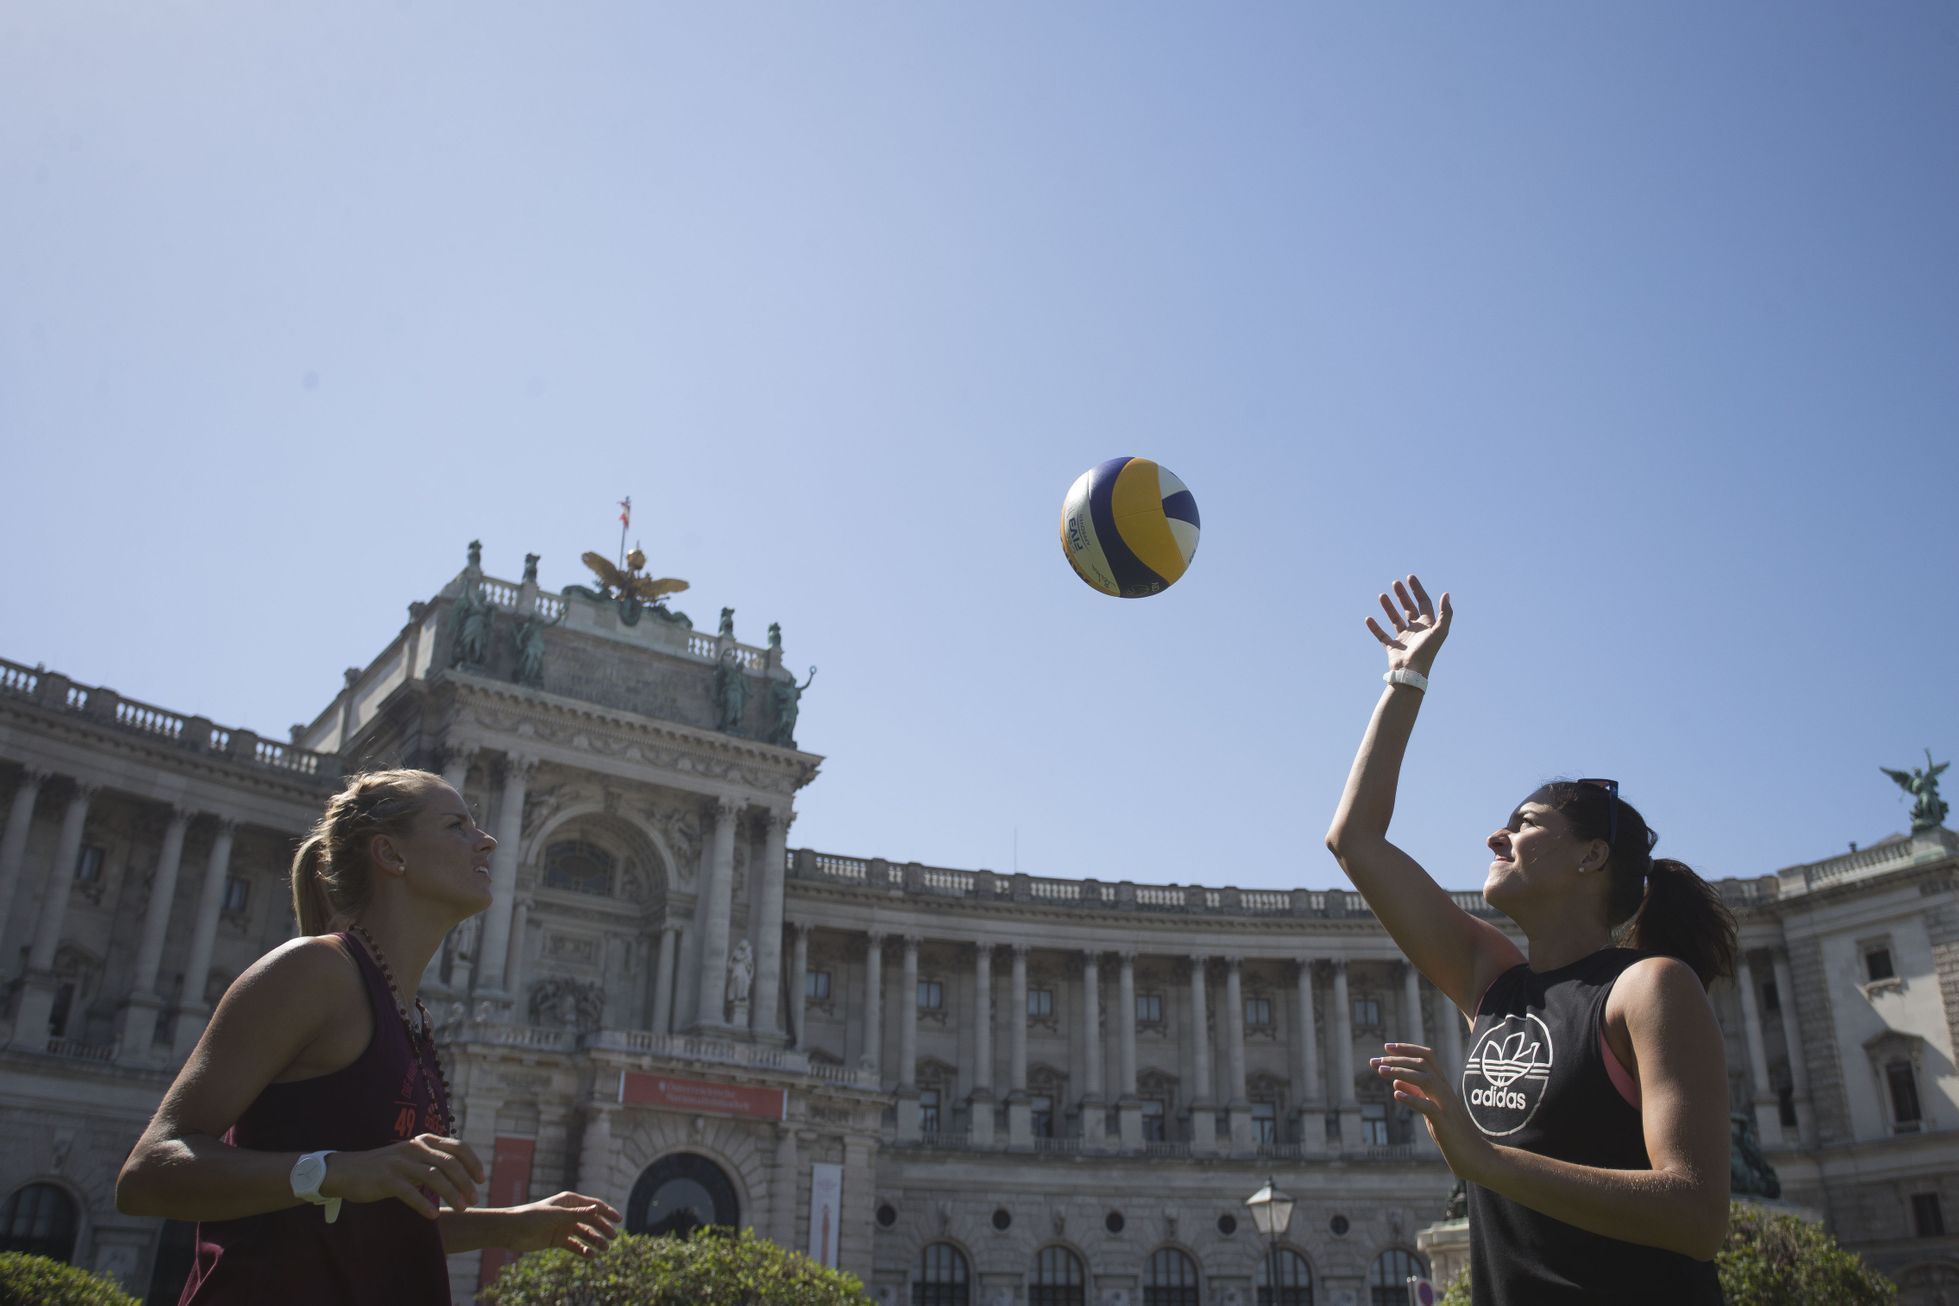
[515, 607, 564, 687]
[728, 939, 756, 1010]
[714, 652, 750, 734]
[1883, 749, 1950, 834]
[767, 667, 818, 748]
[719, 607, 735, 639]
[1729, 1113, 1781, 1199]
[453, 579, 493, 667]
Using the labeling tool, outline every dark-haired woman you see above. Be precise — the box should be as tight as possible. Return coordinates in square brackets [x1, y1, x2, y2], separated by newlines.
[117, 769, 621, 1305]
[1325, 577, 1734, 1306]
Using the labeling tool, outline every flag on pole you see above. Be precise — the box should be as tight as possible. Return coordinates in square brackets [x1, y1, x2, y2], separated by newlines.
[618, 496, 632, 529]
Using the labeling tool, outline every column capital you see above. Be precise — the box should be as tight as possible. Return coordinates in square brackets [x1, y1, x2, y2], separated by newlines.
[902, 933, 922, 953]
[1009, 942, 1030, 960]
[1295, 956, 1316, 978]
[761, 807, 796, 832]
[866, 929, 888, 949]
[71, 779, 103, 802]
[1081, 948, 1102, 969]
[712, 795, 744, 822]
[210, 814, 239, 835]
[164, 803, 196, 826]
[1224, 954, 1243, 973]
[14, 766, 50, 790]
[446, 738, 482, 764]
[1115, 949, 1137, 967]
[788, 920, 811, 940]
[1327, 957, 1349, 975]
[1187, 952, 1212, 972]
[503, 752, 539, 780]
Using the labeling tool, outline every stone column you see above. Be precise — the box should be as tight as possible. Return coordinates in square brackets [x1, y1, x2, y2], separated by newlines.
[970, 943, 996, 1146]
[171, 816, 237, 1058]
[1437, 1000, 1464, 1084]
[651, 924, 679, 1036]
[12, 780, 95, 1044]
[502, 897, 532, 1008]
[1734, 952, 1783, 1147]
[772, 1124, 801, 1247]
[1331, 960, 1361, 1151]
[1080, 951, 1106, 1147]
[1224, 957, 1250, 1150]
[1187, 956, 1215, 1151]
[1295, 959, 1326, 1151]
[474, 754, 535, 996]
[692, 797, 741, 1030]
[899, 937, 920, 1090]
[0, 767, 48, 935]
[425, 743, 480, 992]
[1400, 962, 1427, 1047]
[119, 805, 193, 1062]
[861, 932, 885, 1080]
[1115, 952, 1140, 1142]
[1007, 944, 1031, 1147]
[1771, 950, 1812, 1144]
[751, 810, 793, 1040]
[577, 1104, 616, 1202]
[788, 923, 811, 1049]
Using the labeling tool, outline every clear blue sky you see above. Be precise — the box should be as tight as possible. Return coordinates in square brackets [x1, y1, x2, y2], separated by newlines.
[4, 4, 1954, 892]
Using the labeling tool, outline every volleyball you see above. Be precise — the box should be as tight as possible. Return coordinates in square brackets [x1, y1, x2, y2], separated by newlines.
[1058, 457, 1201, 598]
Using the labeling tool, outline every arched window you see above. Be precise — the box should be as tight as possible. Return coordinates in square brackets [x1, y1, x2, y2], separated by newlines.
[625, 1153, 740, 1238]
[543, 839, 615, 896]
[1144, 1246, 1200, 1306]
[0, 1183, 80, 1263]
[1030, 1244, 1086, 1306]
[1368, 1249, 1427, 1306]
[1255, 1247, 1313, 1305]
[914, 1242, 970, 1306]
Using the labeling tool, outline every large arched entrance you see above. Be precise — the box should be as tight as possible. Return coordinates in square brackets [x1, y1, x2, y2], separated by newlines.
[626, 1153, 741, 1238]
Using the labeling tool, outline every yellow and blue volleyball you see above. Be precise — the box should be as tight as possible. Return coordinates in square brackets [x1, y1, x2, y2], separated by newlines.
[1059, 457, 1201, 598]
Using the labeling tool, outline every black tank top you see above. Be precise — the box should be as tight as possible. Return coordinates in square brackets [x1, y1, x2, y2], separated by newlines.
[1463, 948, 1723, 1305]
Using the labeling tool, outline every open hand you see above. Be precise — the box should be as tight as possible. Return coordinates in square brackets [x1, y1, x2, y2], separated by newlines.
[504, 1191, 623, 1256]
[1365, 575, 1451, 676]
[1372, 1042, 1495, 1182]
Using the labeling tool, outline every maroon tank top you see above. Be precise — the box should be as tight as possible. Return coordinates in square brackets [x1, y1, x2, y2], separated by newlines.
[178, 932, 453, 1306]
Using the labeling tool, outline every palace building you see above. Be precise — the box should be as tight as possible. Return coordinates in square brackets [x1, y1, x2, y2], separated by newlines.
[1, 544, 1955, 1305]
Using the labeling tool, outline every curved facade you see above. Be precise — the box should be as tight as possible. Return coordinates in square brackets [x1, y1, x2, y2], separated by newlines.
[1, 545, 1955, 1304]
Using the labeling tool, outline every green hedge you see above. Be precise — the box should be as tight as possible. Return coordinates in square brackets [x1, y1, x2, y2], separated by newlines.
[0, 1253, 139, 1306]
[1435, 1201, 1895, 1304]
[479, 1227, 868, 1305]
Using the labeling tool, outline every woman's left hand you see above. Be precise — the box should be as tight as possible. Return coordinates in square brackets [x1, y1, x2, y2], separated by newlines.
[505, 1191, 623, 1256]
[1372, 1042, 1497, 1183]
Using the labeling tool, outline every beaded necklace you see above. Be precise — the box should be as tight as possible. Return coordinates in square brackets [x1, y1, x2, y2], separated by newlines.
[349, 921, 455, 1137]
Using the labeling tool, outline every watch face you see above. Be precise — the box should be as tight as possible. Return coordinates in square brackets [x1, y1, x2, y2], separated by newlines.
[293, 1155, 326, 1194]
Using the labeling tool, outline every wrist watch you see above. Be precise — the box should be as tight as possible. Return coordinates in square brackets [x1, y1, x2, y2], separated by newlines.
[1383, 667, 1429, 693]
[290, 1150, 342, 1223]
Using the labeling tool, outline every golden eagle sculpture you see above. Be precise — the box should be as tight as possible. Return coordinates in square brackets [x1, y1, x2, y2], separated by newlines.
[581, 547, 689, 605]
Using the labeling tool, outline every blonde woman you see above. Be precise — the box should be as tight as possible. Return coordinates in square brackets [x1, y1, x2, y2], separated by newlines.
[118, 770, 620, 1304]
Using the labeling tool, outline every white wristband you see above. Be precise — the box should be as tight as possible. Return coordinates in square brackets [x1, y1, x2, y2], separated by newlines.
[1384, 668, 1429, 693]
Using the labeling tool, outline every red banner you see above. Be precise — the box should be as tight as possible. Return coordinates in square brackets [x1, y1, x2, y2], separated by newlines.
[620, 1071, 787, 1121]
[477, 1136, 537, 1291]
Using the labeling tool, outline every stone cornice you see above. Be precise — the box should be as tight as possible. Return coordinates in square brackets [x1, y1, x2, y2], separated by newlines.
[437, 671, 821, 795]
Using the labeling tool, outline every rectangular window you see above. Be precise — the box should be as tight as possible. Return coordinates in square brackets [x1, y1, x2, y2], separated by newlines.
[917, 980, 943, 1012]
[919, 1089, 941, 1133]
[1245, 996, 1272, 1028]
[804, 969, 830, 1000]
[221, 875, 250, 915]
[1141, 1099, 1166, 1141]
[1030, 1094, 1054, 1138]
[1028, 988, 1054, 1019]
[1353, 997, 1382, 1028]
[1136, 992, 1164, 1024]
[1866, 948, 1896, 983]
[1760, 979, 1779, 1013]
[1777, 1086, 1797, 1130]
[1913, 1193, 1945, 1238]
[1360, 1104, 1389, 1145]
[1251, 1102, 1277, 1144]
[1887, 1060, 1923, 1130]
[74, 844, 105, 884]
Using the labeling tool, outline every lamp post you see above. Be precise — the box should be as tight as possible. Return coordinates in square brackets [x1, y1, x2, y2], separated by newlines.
[1245, 1176, 1296, 1306]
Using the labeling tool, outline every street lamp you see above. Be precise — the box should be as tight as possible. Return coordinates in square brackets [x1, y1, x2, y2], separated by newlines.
[1245, 1176, 1296, 1306]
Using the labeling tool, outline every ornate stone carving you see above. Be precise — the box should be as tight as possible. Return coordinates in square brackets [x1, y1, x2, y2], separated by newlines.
[727, 939, 756, 1022]
[529, 976, 605, 1032]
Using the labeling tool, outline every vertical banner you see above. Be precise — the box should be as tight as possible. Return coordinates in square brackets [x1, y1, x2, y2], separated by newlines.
[476, 1137, 537, 1291]
[808, 1161, 843, 1268]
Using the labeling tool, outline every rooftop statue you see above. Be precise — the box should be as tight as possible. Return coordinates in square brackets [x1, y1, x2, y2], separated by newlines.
[451, 578, 492, 667]
[515, 607, 564, 687]
[1883, 749, 1950, 834]
[768, 666, 817, 748]
[576, 546, 690, 627]
[714, 651, 750, 734]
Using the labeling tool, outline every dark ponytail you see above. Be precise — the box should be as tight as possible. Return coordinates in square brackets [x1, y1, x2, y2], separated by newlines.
[1531, 781, 1737, 987]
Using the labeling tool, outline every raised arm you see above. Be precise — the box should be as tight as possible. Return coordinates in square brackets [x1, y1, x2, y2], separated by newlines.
[116, 936, 483, 1222]
[1324, 575, 1523, 1018]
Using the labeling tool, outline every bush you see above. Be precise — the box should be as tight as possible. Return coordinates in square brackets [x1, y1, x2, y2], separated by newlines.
[1718, 1201, 1896, 1305]
[1430, 1202, 1894, 1304]
[0, 1253, 139, 1306]
[479, 1227, 868, 1306]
